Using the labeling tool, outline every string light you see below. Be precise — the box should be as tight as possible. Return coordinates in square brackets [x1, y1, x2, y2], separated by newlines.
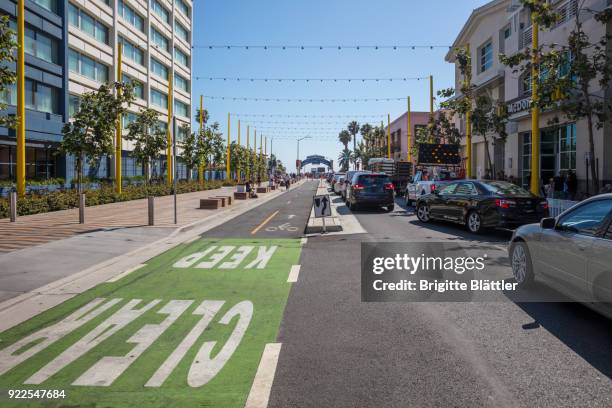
[232, 113, 386, 118]
[193, 44, 452, 50]
[194, 76, 428, 83]
[202, 95, 408, 103]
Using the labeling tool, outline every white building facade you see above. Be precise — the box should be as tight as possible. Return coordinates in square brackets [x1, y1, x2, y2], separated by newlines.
[447, 0, 611, 196]
[67, 0, 192, 179]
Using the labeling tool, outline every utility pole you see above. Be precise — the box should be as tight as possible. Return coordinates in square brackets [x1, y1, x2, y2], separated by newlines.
[198, 95, 204, 183]
[246, 125, 250, 180]
[465, 44, 472, 179]
[166, 74, 173, 185]
[237, 119, 241, 180]
[387, 114, 391, 159]
[16, 0, 25, 197]
[530, 10, 541, 195]
[407, 96, 412, 162]
[429, 75, 434, 123]
[226, 112, 231, 180]
[115, 42, 123, 193]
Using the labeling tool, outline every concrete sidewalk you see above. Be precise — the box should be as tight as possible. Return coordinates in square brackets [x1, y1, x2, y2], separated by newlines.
[0, 186, 237, 253]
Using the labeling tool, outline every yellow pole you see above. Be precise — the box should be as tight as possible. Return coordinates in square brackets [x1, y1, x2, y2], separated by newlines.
[387, 114, 391, 159]
[530, 13, 540, 195]
[407, 96, 412, 162]
[254, 129, 257, 181]
[226, 112, 231, 180]
[166, 75, 173, 185]
[198, 95, 204, 184]
[246, 125, 250, 180]
[465, 44, 472, 179]
[237, 119, 241, 180]
[115, 42, 123, 193]
[16, 0, 26, 197]
[380, 120, 384, 152]
[265, 136, 267, 156]
[429, 75, 434, 122]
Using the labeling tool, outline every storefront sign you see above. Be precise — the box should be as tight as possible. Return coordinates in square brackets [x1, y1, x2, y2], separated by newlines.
[507, 97, 531, 114]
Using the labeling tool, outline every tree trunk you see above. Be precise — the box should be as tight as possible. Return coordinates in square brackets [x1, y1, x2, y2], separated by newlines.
[77, 153, 83, 194]
[483, 135, 494, 179]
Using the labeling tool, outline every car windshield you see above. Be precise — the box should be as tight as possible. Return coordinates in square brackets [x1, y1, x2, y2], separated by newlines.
[481, 181, 531, 196]
[358, 175, 391, 185]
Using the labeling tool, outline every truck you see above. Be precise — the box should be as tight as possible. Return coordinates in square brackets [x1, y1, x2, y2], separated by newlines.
[367, 158, 413, 196]
[405, 143, 463, 205]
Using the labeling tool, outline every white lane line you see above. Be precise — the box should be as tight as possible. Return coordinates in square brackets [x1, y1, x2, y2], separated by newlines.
[287, 200, 291, 204]
[106, 264, 146, 283]
[300, 237, 308, 245]
[184, 235, 201, 244]
[287, 265, 301, 283]
[245, 343, 282, 408]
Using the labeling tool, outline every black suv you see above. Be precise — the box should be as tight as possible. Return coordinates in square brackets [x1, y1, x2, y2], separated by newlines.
[346, 173, 395, 212]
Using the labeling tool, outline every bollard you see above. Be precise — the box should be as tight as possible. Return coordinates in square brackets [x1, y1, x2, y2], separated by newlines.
[9, 191, 17, 222]
[148, 196, 154, 226]
[79, 193, 86, 224]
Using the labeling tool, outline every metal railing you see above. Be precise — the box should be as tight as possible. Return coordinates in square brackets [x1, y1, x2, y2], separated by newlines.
[547, 198, 579, 217]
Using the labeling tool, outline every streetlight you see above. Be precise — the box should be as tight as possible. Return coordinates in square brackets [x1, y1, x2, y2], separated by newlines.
[297, 136, 311, 176]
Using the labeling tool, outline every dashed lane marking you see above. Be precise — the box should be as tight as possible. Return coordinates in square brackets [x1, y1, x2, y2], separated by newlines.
[105, 264, 146, 283]
[287, 265, 300, 283]
[244, 343, 282, 408]
[251, 211, 280, 235]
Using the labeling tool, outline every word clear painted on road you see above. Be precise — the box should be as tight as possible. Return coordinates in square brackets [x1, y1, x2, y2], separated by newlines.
[313, 195, 332, 217]
[0, 238, 302, 408]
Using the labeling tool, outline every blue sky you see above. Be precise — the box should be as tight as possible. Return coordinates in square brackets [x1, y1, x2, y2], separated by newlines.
[192, 0, 485, 171]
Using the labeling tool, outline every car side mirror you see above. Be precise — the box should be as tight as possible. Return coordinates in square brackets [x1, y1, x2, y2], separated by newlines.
[540, 217, 556, 229]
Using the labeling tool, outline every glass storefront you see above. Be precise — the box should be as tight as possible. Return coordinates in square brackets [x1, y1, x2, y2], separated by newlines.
[520, 123, 576, 189]
[0, 144, 59, 180]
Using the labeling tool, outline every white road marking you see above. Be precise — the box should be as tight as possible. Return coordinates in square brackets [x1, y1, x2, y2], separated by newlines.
[288, 214, 296, 219]
[106, 264, 146, 283]
[300, 237, 308, 245]
[245, 343, 282, 408]
[184, 235, 201, 244]
[287, 265, 301, 283]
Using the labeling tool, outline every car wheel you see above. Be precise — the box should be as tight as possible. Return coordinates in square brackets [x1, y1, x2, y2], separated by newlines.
[386, 204, 395, 212]
[466, 211, 483, 234]
[510, 241, 534, 287]
[416, 203, 430, 222]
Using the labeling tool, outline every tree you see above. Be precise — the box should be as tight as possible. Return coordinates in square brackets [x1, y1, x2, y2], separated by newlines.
[471, 95, 508, 177]
[360, 123, 373, 149]
[338, 148, 351, 172]
[0, 15, 17, 128]
[194, 108, 209, 126]
[500, 1, 612, 192]
[178, 124, 198, 181]
[347, 121, 360, 169]
[124, 108, 166, 185]
[338, 129, 351, 150]
[60, 82, 134, 192]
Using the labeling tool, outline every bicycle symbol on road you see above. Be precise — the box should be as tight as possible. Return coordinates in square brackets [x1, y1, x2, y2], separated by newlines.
[266, 222, 299, 232]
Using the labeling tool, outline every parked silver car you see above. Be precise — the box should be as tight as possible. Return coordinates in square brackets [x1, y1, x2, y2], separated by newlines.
[509, 194, 612, 319]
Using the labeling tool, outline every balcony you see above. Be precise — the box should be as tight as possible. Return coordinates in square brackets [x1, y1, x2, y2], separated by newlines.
[519, 25, 532, 50]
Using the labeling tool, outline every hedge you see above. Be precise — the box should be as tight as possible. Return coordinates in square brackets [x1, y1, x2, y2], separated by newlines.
[0, 180, 236, 219]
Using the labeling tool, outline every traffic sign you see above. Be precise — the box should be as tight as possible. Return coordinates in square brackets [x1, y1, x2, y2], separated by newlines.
[313, 195, 331, 218]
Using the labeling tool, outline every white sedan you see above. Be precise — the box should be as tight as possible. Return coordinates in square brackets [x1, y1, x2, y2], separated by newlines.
[333, 175, 346, 195]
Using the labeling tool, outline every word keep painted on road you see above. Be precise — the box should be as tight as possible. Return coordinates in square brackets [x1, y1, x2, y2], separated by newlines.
[173, 245, 278, 269]
[0, 298, 253, 387]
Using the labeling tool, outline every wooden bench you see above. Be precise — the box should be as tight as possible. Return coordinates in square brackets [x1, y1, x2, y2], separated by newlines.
[200, 198, 222, 209]
[256, 187, 269, 194]
[234, 192, 249, 200]
[212, 195, 232, 206]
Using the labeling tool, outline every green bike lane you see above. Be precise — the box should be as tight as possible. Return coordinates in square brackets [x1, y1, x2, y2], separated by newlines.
[0, 182, 317, 407]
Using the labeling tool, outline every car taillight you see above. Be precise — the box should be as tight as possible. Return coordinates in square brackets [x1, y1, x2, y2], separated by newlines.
[384, 183, 394, 190]
[540, 201, 549, 209]
[430, 184, 437, 192]
[353, 184, 364, 190]
[495, 198, 516, 209]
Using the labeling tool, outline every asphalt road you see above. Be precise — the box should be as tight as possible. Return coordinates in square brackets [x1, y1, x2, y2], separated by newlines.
[205, 181, 318, 238]
[269, 192, 612, 408]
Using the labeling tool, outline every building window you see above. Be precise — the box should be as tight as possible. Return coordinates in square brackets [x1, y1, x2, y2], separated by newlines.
[119, 37, 144, 66]
[479, 41, 493, 73]
[118, 0, 144, 32]
[69, 49, 109, 82]
[0, 145, 58, 180]
[151, 88, 168, 109]
[504, 27, 511, 39]
[18, 80, 61, 114]
[554, 0, 578, 28]
[559, 123, 576, 173]
[174, 73, 189, 92]
[150, 27, 169, 52]
[68, 94, 80, 117]
[24, 26, 60, 64]
[122, 74, 145, 99]
[520, 73, 531, 96]
[177, 124, 189, 141]
[174, 0, 189, 17]
[32, 0, 58, 13]
[69, 4, 109, 45]
[150, 57, 169, 80]
[174, 47, 188, 67]
[122, 111, 139, 129]
[151, 0, 170, 24]
[174, 21, 189, 43]
[174, 100, 189, 118]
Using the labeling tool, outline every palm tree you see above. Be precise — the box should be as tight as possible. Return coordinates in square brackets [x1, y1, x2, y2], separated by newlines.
[347, 121, 360, 169]
[338, 130, 351, 150]
[338, 148, 351, 172]
[360, 123, 373, 149]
